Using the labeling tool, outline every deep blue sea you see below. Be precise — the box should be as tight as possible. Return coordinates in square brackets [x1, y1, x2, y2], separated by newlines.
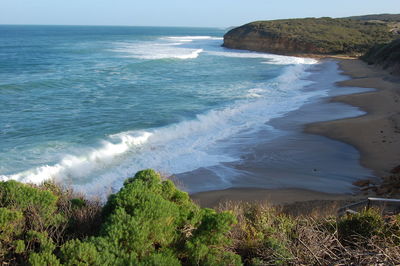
[0, 25, 325, 194]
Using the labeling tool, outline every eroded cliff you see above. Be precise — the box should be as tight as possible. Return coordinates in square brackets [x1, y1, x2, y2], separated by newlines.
[223, 17, 396, 56]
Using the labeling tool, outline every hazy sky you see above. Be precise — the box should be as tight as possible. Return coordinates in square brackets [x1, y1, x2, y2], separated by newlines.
[1, 0, 399, 27]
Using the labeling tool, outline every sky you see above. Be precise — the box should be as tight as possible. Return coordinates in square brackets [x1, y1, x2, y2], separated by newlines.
[1, 0, 400, 28]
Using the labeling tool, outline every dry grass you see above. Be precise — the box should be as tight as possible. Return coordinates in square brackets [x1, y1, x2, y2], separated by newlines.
[218, 201, 400, 265]
[36, 181, 103, 242]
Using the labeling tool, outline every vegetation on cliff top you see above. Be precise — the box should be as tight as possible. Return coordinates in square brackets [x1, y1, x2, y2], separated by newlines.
[362, 38, 400, 74]
[224, 17, 398, 55]
[1, 170, 400, 265]
[346, 13, 400, 22]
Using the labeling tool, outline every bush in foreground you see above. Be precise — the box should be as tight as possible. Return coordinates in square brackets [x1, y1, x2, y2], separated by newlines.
[0, 169, 399, 265]
[0, 170, 239, 265]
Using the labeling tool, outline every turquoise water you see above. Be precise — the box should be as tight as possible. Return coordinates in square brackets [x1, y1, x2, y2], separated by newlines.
[0, 25, 320, 194]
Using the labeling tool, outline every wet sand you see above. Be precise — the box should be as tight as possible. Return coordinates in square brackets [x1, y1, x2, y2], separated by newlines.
[190, 59, 399, 208]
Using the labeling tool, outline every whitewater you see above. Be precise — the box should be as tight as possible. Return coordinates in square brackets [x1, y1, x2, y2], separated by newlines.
[0, 26, 327, 195]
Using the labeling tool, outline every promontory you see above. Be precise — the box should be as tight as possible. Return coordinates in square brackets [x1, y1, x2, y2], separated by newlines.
[223, 15, 400, 57]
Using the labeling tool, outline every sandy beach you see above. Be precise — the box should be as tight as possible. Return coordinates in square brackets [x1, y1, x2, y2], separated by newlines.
[191, 59, 400, 208]
[307, 59, 400, 177]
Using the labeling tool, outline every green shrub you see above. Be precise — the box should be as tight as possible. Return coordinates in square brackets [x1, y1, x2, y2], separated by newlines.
[29, 252, 61, 266]
[26, 231, 56, 253]
[60, 239, 104, 265]
[362, 38, 400, 73]
[0, 181, 66, 263]
[59, 169, 240, 265]
[70, 198, 86, 209]
[337, 208, 384, 243]
[0, 180, 65, 231]
[0, 207, 24, 242]
[221, 202, 294, 265]
[263, 237, 292, 265]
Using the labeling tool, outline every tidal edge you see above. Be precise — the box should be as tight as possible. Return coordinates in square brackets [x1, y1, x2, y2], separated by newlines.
[191, 59, 400, 208]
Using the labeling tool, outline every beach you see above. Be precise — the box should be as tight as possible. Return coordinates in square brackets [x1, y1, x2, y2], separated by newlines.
[307, 59, 400, 177]
[191, 59, 400, 208]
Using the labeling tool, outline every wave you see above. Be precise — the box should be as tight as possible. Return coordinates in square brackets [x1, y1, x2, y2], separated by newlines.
[113, 41, 204, 60]
[246, 88, 266, 98]
[112, 35, 316, 66]
[111, 35, 222, 60]
[207, 50, 318, 65]
[0, 132, 152, 185]
[163, 36, 223, 42]
[0, 63, 324, 196]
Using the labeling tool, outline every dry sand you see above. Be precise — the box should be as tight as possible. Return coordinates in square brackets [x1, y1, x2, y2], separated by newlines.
[191, 59, 400, 208]
[306, 59, 400, 177]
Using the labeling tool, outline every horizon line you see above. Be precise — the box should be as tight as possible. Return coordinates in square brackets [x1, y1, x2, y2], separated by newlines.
[0, 23, 230, 29]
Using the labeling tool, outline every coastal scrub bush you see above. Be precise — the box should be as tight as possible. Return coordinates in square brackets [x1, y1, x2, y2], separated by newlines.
[0, 180, 64, 231]
[2, 171, 400, 265]
[0, 181, 66, 263]
[0, 180, 102, 264]
[220, 201, 400, 265]
[337, 208, 384, 243]
[218, 202, 294, 265]
[58, 169, 241, 265]
[362, 38, 400, 70]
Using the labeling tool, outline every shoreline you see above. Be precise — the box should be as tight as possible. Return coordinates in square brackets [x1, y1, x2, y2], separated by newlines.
[306, 59, 400, 177]
[191, 59, 399, 208]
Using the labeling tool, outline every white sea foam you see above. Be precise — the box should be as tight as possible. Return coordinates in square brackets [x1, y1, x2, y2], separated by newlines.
[0, 132, 152, 185]
[208, 50, 318, 65]
[113, 35, 315, 66]
[164, 36, 223, 42]
[0, 62, 324, 196]
[246, 88, 266, 98]
[113, 42, 203, 60]
[111, 35, 223, 60]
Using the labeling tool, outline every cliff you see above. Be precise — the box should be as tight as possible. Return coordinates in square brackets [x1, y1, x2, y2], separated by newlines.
[223, 17, 397, 56]
[362, 38, 400, 75]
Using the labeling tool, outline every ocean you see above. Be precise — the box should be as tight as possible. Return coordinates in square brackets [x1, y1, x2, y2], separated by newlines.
[0, 25, 371, 195]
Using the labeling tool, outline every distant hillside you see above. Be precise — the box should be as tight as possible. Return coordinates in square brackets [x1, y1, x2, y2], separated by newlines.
[223, 17, 398, 56]
[346, 13, 400, 22]
[362, 38, 400, 75]
[346, 14, 400, 35]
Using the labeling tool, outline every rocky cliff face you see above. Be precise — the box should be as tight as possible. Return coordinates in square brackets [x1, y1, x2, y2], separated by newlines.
[223, 25, 324, 55]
